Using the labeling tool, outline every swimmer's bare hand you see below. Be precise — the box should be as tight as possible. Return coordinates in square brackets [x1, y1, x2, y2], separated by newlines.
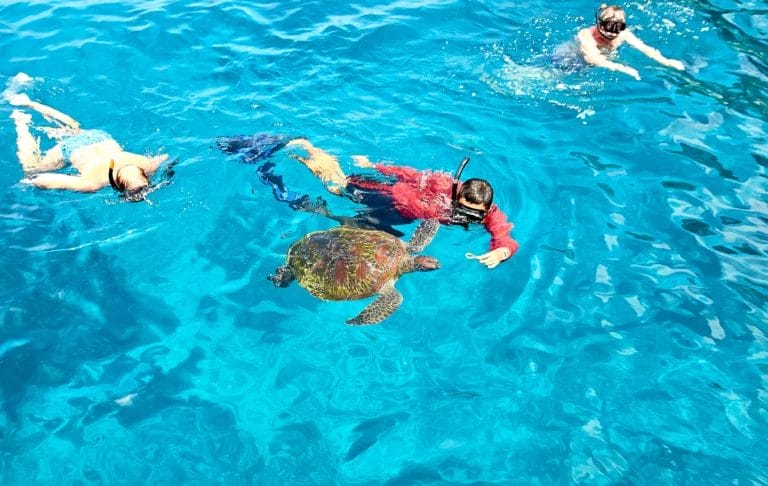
[20, 175, 42, 187]
[666, 59, 685, 71]
[352, 155, 374, 169]
[465, 248, 511, 269]
[622, 66, 641, 80]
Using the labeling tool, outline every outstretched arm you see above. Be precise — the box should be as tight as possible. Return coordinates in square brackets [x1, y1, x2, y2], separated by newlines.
[23, 173, 101, 192]
[370, 162, 424, 184]
[6, 93, 81, 129]
[139, 154, 170, 175]
[577, 29, 641, 80]
[465, 206, 519, 269]
[353, 155, 422, 181]
[624, 30, 685, 71]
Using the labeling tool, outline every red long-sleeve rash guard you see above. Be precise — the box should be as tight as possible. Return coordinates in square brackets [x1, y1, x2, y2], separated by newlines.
[350, 163, 519, 260]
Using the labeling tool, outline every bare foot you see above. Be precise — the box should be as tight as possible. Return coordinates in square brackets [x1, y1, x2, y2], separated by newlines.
[6, 92, 32, 107]
[3, 73, 34, 103]
[8, 72, 33, 88]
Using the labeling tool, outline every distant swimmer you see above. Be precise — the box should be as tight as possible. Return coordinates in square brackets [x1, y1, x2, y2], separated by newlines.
[5, 73, 173, 202]
[577, 4, 685, 80]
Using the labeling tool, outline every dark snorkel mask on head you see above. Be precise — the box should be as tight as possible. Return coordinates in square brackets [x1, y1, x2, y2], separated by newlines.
[108, 158, 178, 203]
[595, 4, 626, 40]
[450, 157, 488, 228]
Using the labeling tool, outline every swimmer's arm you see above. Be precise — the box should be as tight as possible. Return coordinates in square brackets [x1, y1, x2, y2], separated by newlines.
[353, 154, 422, 183]
[141, 154, 170, 175]
[577, 29, 641, 80]
[372, 163, 422, 183]
[624, 30, 685, 71]
[465, 206, 518, 269]
[8, 94, 81, 129]
[22, 173, 100, 192]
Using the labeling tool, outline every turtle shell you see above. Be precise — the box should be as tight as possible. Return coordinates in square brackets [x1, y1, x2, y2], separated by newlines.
[286, 227, 408, 301]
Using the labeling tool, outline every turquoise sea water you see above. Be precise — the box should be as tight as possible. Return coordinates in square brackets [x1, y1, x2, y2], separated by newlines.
[1, 0, 767, 483]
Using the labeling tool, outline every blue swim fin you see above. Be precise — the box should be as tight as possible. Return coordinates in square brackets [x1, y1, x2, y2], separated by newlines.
[215, 133, 296, 164]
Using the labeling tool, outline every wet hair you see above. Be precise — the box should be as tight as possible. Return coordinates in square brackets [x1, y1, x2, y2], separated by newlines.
[109, 164, 150, 203]
[111, 165, 146, 190]
[596, 4, 625, 22]
[457, 178, 493, 209]
[109, 157, 178, 203]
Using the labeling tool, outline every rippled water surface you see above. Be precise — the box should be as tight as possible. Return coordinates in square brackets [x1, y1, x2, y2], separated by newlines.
[1, 0, 767, 484]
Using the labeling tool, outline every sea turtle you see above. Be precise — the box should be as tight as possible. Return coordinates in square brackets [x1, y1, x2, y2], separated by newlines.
[269, 219, 440, 325]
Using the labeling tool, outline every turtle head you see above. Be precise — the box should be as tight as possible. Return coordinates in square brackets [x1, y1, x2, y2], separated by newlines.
[412, 255, 440, 271]
[268, 265, 295, 287]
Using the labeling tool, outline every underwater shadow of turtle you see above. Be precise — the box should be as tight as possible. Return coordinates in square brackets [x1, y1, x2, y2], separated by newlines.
[268, 219, 441, 325]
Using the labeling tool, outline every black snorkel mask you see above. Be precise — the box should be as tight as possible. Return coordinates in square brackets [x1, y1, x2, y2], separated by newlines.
[108, 159, 122, 192]
[595, 5, 626, 39]
[450, 157, 487, 228]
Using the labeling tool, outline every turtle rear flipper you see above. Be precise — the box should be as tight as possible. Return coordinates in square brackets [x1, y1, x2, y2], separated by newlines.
[406, 219, 440, 253]
[346, 280, 403, 325]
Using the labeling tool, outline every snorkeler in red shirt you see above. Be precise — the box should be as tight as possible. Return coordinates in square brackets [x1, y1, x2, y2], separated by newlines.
[286, 138, 518, 269]
[216, 134, 518, 269]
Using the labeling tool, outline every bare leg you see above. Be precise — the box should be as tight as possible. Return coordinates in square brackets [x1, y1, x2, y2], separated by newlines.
[286, 138, 347, 195]
[11, 110, 41, 172]
[10, 110, 65, 173]
[7, 93, 80, 129]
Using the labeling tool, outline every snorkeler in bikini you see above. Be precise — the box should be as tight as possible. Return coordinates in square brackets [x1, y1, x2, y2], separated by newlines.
[6, 74, 171, 201]
[577, 4, 685, 80]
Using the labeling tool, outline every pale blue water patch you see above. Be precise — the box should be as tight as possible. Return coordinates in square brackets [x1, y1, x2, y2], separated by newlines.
[1, 0, 767, 484]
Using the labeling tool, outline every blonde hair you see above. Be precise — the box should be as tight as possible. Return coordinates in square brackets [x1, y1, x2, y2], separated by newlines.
[598, 4, 625, 21]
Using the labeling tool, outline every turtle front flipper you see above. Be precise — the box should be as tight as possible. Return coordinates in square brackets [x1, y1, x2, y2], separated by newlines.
[346, 280, 403, 325]
[406, 218, 440, 253]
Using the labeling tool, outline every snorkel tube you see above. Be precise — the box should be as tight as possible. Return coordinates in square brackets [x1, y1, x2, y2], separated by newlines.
[449, 157, 489, 227]
[450, 156, 478, 228]
[594, 4, 606, 26]
[108, 159, 122, 192]
[451, 156, 470, 204]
